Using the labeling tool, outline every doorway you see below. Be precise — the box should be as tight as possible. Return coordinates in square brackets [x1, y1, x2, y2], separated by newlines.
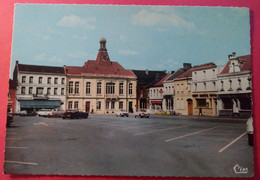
[85, 101, 90, 113]
[187, 99, 193, 115]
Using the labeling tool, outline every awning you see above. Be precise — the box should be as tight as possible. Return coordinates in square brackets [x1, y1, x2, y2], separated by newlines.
[151, 101, 162, 104]
[20, 100, 60, 109]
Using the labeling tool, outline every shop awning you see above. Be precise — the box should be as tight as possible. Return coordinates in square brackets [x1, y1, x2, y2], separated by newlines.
[20, 100, 60, 109]
[151, 101, 162, 104]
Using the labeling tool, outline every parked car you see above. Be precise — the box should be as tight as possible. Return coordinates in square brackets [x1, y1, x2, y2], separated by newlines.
[47, 108, 65, 117]
[116, 109, 129, 117]
[134, 109, 150, 118]
[246, 114, 253, 146]
[6, 114, 13, 127]
[37, 109, 51, 117]
[62, 111, 89, 119]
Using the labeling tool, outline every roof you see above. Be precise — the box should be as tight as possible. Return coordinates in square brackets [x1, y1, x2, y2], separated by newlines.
[220, 55, 251, 74]
[65, 60, 136, 79]
[132, 70, 167, 85]
[151, 74, 172, 87]
[174, 68, 193, 80]
[191, 62, 216, 71]
[165, 69, 187, 81]
[17, 63, 65, 74]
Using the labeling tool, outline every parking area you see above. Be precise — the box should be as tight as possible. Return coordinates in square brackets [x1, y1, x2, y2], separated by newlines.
[4, 114, 254, 177]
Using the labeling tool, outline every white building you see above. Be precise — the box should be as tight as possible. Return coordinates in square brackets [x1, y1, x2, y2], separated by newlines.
[13, 61, 67, 113]
[191, 62, 224, 116]
[217, 53, 252, 118]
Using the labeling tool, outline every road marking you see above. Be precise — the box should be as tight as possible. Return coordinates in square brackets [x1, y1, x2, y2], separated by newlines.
[5, 138, 21, 140]
[34, 122, 49, 126]
[218, 132, 247, 153]
[165, 127, 217, 142]
[134, 125, 189, 136]
[6, 146, 28, 149]
[5, 160, 38, 165]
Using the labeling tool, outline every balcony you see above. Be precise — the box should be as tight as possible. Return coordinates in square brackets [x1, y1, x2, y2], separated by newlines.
[33, 93, 48, 100]
[105, 94, 118, 101]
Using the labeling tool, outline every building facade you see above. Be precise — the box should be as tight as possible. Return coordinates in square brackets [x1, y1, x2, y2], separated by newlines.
[217, 53, 252, 118]
[174, 69, 193, 115]
[132, 70, 167, 110]
[148, 74, 171, 112]
[65, 38, 137, 114]
[13, 62, 67, 113]
[191, 63, 224, 116]
[8, 79, 16, 113]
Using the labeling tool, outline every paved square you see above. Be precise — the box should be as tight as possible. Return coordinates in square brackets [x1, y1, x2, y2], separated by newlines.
[4, 115, 254, 177]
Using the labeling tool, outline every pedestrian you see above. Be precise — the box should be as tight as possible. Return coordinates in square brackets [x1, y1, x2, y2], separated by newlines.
[198, 107, 202, 116]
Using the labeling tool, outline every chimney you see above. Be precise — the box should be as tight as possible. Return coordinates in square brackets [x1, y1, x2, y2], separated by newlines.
[183, 63, 192, 70]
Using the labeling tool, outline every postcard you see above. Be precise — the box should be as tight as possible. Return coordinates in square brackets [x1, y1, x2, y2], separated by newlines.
[4, 4, 253, 177]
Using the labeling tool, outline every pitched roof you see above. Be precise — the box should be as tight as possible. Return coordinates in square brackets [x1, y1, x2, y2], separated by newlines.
[165, 69, 187, 81]
[220, 55, 251, 74]
[191, 62, 216, 71]
[132, 70, 167, 85]
[151, 74, 172, 87]
[174, 68, 193, 80]
[17, 63, 65, 74]
[65, 61, 136, 79]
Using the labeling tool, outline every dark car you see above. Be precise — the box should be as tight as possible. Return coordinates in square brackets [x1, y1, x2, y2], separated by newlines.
[62, 111, 89, 119]
[6, 114, 13, 127]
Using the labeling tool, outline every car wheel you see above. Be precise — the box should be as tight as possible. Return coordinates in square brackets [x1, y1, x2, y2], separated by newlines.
[134, 115, 137, 118]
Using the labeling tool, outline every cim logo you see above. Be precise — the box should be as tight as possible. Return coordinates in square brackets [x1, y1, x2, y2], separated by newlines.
[233, 164, 248, 174]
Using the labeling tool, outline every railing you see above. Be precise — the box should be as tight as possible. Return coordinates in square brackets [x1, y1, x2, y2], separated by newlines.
[33, 93, 48, 99]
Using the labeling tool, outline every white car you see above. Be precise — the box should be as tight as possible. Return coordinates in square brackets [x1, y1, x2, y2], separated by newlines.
[37, 109, 51, 117]
[134, 109, 150, 118]
[50, 108, 65, 117]
[116, 109, 129, 117]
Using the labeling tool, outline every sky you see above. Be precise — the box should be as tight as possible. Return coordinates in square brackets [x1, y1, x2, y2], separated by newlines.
[10, 4, 251, 77]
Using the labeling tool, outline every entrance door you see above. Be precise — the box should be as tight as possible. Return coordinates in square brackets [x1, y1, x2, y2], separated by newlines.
[129, 102, 133, 113]
[85, 101, 90, 113]
[187, 99, 193, 115]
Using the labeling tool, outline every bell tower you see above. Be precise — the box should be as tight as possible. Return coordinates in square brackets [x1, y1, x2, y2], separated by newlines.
[96, 37, 111, 64]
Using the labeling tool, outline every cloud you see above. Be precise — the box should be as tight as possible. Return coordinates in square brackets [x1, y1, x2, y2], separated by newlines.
[48, 56, 63, 63]
[132, 8, 195, 29]
[68, 51, 95, 59]
[119, 50, 139, 55]
[57, 15, 96, 30]
[34, 53, 46, 61]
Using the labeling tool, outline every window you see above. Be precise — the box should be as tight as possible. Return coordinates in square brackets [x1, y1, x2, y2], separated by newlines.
[203, 71, 206, 79]
[111, 102, 115, 109]
[204, 82, 206, 90]
[8, 92, 11, 99]
[36, 87, 43, 95]
[54, 88, 58, 95]
[97, 82, 101, 94]
[106, 101, 109, 109]
[47, 77, 51, 84]
[29, 87, 33, 95]
[197, 99, 207, 107]
[106, 83, 115, 94]
[96, 101, 101, 110]
[68, 101, 73, 109]
[74, 101, 78, 109]
[119, 82, 124, 95]
[129, 83, 133, 95]
[22, 76, 26, 83]
[47, 88, 51, 95]
[86, 82, 91, 95]
[69, 81, 73, 94]
[38, 77, 42, 84]
[29, 76, 33, 83]
[119, 101, 123, 109]
[228, 79, 233, 91]
[61, 88, 64, 95]
[21, 87, 25, 94]
[54, 78, 58, 84]
[62, 78, 65, 84]
[75, 82, 79, 94]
